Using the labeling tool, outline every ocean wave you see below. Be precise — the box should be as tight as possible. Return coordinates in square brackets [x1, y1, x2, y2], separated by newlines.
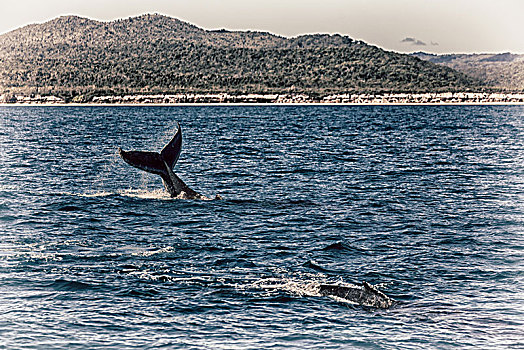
[49, 278, 97, 291]
[57, 205, 83, 212]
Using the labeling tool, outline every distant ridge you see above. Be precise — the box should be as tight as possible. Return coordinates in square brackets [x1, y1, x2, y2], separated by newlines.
[0, 14, 478, 100]
[412, 52, 524, 91]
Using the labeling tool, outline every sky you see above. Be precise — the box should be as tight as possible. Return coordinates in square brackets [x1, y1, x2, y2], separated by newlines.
[2, 0, 524, 54]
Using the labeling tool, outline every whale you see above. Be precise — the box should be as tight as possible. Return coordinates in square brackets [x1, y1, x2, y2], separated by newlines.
[253, 279, 393, 308]
[118, 122, 218, 200]
[318, 281, 393, 308]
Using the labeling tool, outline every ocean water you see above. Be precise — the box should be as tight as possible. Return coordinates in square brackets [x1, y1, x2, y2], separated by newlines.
[0, 105, 522, 349]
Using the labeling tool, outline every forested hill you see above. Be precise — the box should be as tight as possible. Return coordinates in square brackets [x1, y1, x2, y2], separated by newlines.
[0, 14, 478, 100]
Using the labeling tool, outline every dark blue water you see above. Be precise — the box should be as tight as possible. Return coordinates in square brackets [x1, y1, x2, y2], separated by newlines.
[1, 106, 523, 349]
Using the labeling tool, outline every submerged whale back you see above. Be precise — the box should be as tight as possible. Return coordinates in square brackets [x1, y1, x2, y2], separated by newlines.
[319, 282, 393, 308]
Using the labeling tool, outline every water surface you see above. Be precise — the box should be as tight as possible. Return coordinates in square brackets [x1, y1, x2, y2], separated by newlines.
[0, 106, 523, 349]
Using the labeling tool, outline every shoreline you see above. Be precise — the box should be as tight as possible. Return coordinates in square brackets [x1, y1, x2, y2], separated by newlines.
[1, 102, 524, 107]
[3, 92, 524, 106]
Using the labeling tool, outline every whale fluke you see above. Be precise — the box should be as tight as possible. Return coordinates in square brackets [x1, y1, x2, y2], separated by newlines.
[118, 122, 217, 200]
[119, 150, 166, 176]
[160, 122, 182, 169]
[119, 122, 182, 177]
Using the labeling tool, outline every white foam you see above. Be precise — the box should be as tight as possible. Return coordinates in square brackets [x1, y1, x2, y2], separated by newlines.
[0, 184, 20, 191]
[117, 188, 171, 200]
[251, 278, 323, 297]
[131, 246, 175, 257]
[61, 189, 172, 200]
[80, 191, 114, 197]
[60, 191, 113, 198]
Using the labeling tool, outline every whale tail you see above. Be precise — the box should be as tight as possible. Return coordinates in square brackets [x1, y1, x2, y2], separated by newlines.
[118, 122, 217, 200]
[118, 122, 182, 177]
[160, 121, 182, 169]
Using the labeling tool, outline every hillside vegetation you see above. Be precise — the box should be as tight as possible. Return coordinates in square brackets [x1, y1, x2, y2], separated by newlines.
[0, 14, 479, 100]
[413, 52, 524, 91]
